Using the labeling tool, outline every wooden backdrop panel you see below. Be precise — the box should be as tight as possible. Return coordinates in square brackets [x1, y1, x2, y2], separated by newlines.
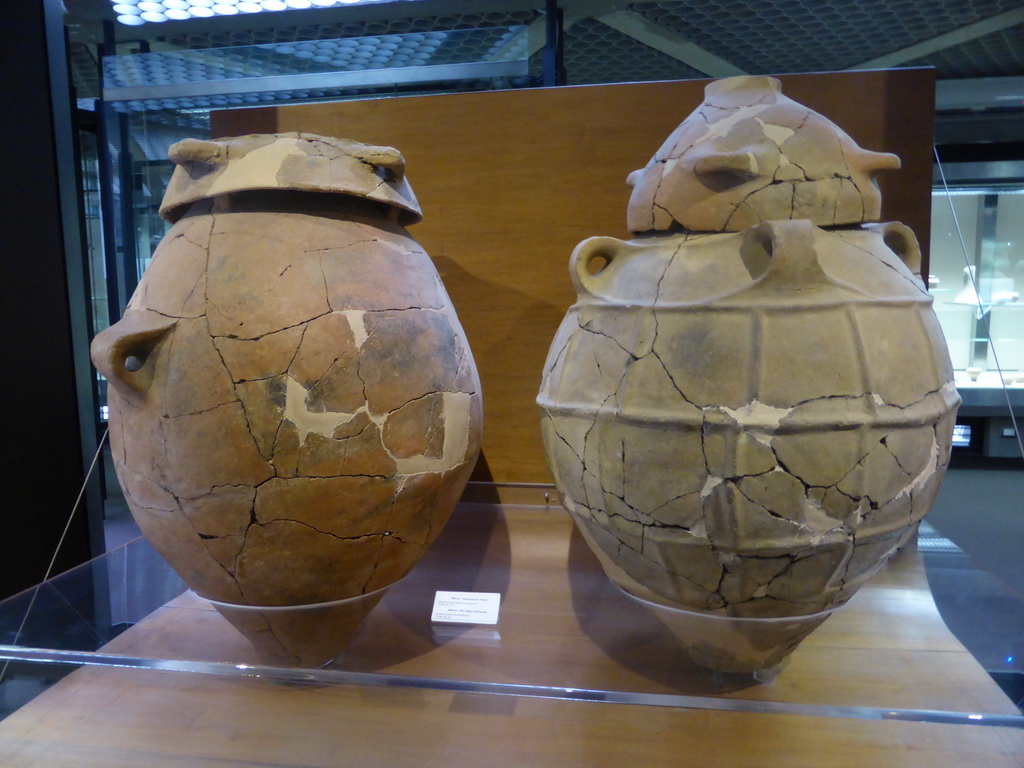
[213, 69, 936, 484]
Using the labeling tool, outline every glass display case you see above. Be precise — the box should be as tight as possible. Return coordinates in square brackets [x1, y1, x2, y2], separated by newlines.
[2, 501, 1022, 726]
[930, 174, 1024, 459]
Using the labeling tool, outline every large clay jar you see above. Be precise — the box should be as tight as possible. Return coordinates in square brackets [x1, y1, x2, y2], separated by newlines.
[92, 133, 482, 666]
[537, 77, 959, 672]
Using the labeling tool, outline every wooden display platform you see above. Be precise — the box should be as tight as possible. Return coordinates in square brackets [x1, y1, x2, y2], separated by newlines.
[1, 503, 1021, 767]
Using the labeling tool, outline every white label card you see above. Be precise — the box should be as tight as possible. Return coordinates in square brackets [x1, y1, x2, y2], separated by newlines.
[430, 591, 501, 625]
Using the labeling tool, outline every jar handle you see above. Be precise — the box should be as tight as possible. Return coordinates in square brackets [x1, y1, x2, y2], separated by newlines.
[864, 221, 923, 282]
[90, 310, 178, 396]
[570, 236, 632, 300]
[738, 219, 831, 292]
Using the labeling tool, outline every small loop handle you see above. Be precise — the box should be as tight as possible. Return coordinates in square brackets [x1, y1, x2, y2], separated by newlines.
[570, 236, 629, 299]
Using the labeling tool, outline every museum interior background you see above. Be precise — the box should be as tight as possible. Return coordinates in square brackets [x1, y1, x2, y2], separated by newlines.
[4, 0, 1024, 713]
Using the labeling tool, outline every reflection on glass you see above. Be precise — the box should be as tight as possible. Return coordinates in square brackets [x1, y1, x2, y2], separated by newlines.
[930, 188, 1024, 379]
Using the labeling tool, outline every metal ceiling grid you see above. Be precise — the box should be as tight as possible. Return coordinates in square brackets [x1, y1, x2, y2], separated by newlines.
[105, 27, 526, 89]
[64, 0, 1024, 147]
[909, 25, 1024, 78]
[628, 0, 1024, 74]
[564, 16, 706, 84]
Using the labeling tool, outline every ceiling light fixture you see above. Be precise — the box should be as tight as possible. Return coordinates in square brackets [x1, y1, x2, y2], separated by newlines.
[109, 0, 394, 24]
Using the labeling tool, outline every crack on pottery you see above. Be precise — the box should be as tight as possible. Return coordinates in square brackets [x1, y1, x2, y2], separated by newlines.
[178, 215, 215, 251]
[542, 332, 574, 382]
[141, 307, 195, 322]
[652, 202, 673, 227]
[773, 157, 806, 183]
[649, 241, 682, 349]
[159, 399, 239, 421]
[178, 481, 262, 502]
[256, 616, 302, 667]
[650, 349, 700, 409]
[362, 536, 390, 592]
[722, 199, 757, 231]
[878, 434, 914, 481]
[211, 313, 329, 343]
[316, 250, 331, 309]
[173, 493, 246, 581]
[577, 318, 638, 361]
[832, 232, 929, 295]
[295, 470, 395, 480]
[325, 237, 378, 250]
[179, 267, 208, 316]
[254, 517, 386, 544]
[380, 388, 446, 414]
[363, 303, 437, 313]
[548, 417, 585, 465]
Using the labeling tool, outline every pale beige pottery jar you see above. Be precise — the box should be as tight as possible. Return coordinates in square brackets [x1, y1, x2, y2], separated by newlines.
[537, 77, 959, 673]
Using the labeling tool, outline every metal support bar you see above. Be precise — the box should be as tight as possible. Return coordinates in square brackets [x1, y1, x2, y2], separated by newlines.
[97, 22, 123, 327]
[43, 0, 107, 562]
[103, 60, 528, 102]
[970, 194, 999, 369]
[115, 109, 139, 307]
[542, 0, 565, 87]
[1, 646, 1023, 729]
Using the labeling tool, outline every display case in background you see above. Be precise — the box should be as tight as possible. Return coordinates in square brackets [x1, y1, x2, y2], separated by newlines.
[931, 164, 1024, 459]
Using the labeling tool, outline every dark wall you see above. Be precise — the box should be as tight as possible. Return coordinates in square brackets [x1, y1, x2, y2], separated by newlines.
[0, 0, 97, 599]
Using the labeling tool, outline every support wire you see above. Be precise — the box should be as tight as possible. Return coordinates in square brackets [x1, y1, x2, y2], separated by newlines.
[0, 429, 109, 684]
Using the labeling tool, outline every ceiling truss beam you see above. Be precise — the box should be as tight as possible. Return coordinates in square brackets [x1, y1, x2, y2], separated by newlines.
[852, 7, 1024, 69]
[595, 10, 746, 77]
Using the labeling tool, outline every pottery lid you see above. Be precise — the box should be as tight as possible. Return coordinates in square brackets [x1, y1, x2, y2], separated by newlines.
[625, 75, 901, 234]
[159, 132, 423, 224]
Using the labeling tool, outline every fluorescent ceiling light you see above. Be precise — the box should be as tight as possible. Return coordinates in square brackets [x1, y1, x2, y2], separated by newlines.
[110, 0, 390, 24]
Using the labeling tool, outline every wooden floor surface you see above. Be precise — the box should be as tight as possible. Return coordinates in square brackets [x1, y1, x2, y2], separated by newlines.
[1, 503, 1021, 767]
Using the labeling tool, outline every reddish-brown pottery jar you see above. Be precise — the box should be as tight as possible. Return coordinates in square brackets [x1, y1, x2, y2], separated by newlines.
[91, 133, 482, 666]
